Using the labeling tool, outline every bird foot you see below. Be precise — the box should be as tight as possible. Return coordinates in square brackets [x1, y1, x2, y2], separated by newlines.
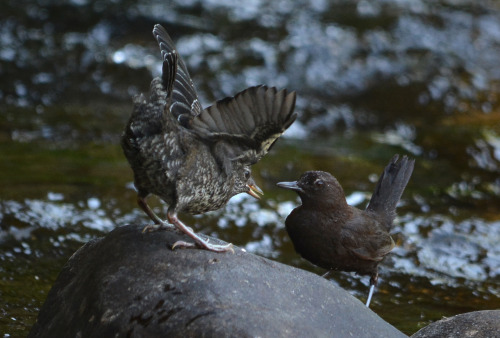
[142, 221, 174, 233]
[165, 212, 234, 253]
[172, 239, 234, 253]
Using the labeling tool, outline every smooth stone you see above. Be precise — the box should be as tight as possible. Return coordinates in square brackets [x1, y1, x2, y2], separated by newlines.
[29, 224, 406, 337]
[412, 310, 500, 338]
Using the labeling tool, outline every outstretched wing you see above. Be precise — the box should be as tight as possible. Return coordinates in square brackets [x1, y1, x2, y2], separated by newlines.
[152, 24, 203, 121]
[188, 85, 297, 163]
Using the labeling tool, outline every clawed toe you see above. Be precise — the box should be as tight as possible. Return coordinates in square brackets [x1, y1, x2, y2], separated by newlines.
[171, 240, 197, 250]
[142, 221, 173, 233]
[171, 239, 234, 253]
[166, 211, 234, 253]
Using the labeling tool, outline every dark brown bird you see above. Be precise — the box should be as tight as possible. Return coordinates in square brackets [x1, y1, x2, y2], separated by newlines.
[277, 155, 414, 306]
[121, 24, 297, 252]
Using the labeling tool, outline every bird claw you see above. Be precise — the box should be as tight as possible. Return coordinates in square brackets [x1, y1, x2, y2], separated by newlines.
[142, 221, 173, 233]
[171, 239, 234, 253]
[171, 240, 197, 250]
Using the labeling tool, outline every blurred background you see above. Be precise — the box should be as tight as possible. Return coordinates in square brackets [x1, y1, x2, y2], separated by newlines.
[1, 0, 499, 335]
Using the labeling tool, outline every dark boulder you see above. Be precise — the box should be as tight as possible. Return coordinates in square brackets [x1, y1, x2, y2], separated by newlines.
[29, 224, 406, 337]
[412, 310, 500, 338]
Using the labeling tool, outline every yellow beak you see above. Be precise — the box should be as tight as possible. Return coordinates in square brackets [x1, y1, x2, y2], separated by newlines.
[247, 183, 264, 199]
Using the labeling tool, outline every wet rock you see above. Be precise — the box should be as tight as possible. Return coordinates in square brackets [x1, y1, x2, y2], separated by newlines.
[412, 310, 500, 338]
[29, 224, 405, 337]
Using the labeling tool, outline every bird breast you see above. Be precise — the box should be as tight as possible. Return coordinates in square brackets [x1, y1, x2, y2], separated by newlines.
[174, 142, 237, 214]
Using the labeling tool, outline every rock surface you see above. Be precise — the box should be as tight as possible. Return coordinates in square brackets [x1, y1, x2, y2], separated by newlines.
[412, 310, 500, 338]
[29, 224, 406, 337]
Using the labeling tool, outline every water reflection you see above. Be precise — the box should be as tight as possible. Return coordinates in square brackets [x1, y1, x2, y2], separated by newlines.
[396, 214, 500, 285]
[1, 0, 500, 336]
[1, 196, 115, 234]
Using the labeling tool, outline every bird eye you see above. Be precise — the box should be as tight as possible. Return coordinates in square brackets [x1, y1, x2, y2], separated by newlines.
[244, 169, 251, 180]
[314, 179, 324, 186]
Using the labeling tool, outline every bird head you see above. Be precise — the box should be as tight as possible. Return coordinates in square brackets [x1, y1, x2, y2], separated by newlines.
[277, 171, 346, 207]
[233, 165, 264, 200]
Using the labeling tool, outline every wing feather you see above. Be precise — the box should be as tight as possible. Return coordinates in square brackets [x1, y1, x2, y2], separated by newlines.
[189, 85, 297, 162]
[152, 24, 203, 121]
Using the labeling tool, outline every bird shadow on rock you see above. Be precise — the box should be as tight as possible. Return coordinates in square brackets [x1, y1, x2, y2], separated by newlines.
[28, 224, 407, 338]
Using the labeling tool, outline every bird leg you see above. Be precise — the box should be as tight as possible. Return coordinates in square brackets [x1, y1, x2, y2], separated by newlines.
[168, 211, 234, 253]
[365, 273, 378, 307]
[366, 285, 375, 308]
[321, 270, 332, 278]
[137, 196, 173, 232]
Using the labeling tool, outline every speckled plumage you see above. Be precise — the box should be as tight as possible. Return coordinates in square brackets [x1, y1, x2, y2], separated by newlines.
[121, 24, 297, 252]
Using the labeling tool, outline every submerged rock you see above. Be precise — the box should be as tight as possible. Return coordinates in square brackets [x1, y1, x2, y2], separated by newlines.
[29, 224, 405, 337]
[412, 310, 500, 338]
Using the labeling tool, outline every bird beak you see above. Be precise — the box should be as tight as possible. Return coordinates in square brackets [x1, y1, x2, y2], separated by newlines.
[247, 183, 264, 199]
[276, 181, 304, 193]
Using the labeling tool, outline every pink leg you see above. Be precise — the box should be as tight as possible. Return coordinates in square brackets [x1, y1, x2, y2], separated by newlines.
[137, 196, 173, 232]
[168, 212, 234, 253]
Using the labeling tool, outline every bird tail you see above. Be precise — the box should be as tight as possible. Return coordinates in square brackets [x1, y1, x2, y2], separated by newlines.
[366, 154, 415, 230]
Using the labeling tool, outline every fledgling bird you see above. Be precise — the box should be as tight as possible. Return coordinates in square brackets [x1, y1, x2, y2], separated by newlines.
[121, 24, 297, 252]
[277, 155, 414, 306]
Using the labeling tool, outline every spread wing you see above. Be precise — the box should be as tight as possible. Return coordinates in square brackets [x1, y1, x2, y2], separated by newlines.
[188, 85, 297, 163]
[152, 24, 203, 121]
[152, 25, 298, 164]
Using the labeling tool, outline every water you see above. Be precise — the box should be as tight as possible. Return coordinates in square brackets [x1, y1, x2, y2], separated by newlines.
[1, 0, 500, 336]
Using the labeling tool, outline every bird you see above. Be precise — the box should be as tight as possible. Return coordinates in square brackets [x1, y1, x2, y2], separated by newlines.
[277, 155, 414, 306]
[121, 24, 297, 253]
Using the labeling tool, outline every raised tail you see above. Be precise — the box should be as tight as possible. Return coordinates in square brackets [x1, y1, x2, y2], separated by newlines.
[366, 154, 415, 230]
